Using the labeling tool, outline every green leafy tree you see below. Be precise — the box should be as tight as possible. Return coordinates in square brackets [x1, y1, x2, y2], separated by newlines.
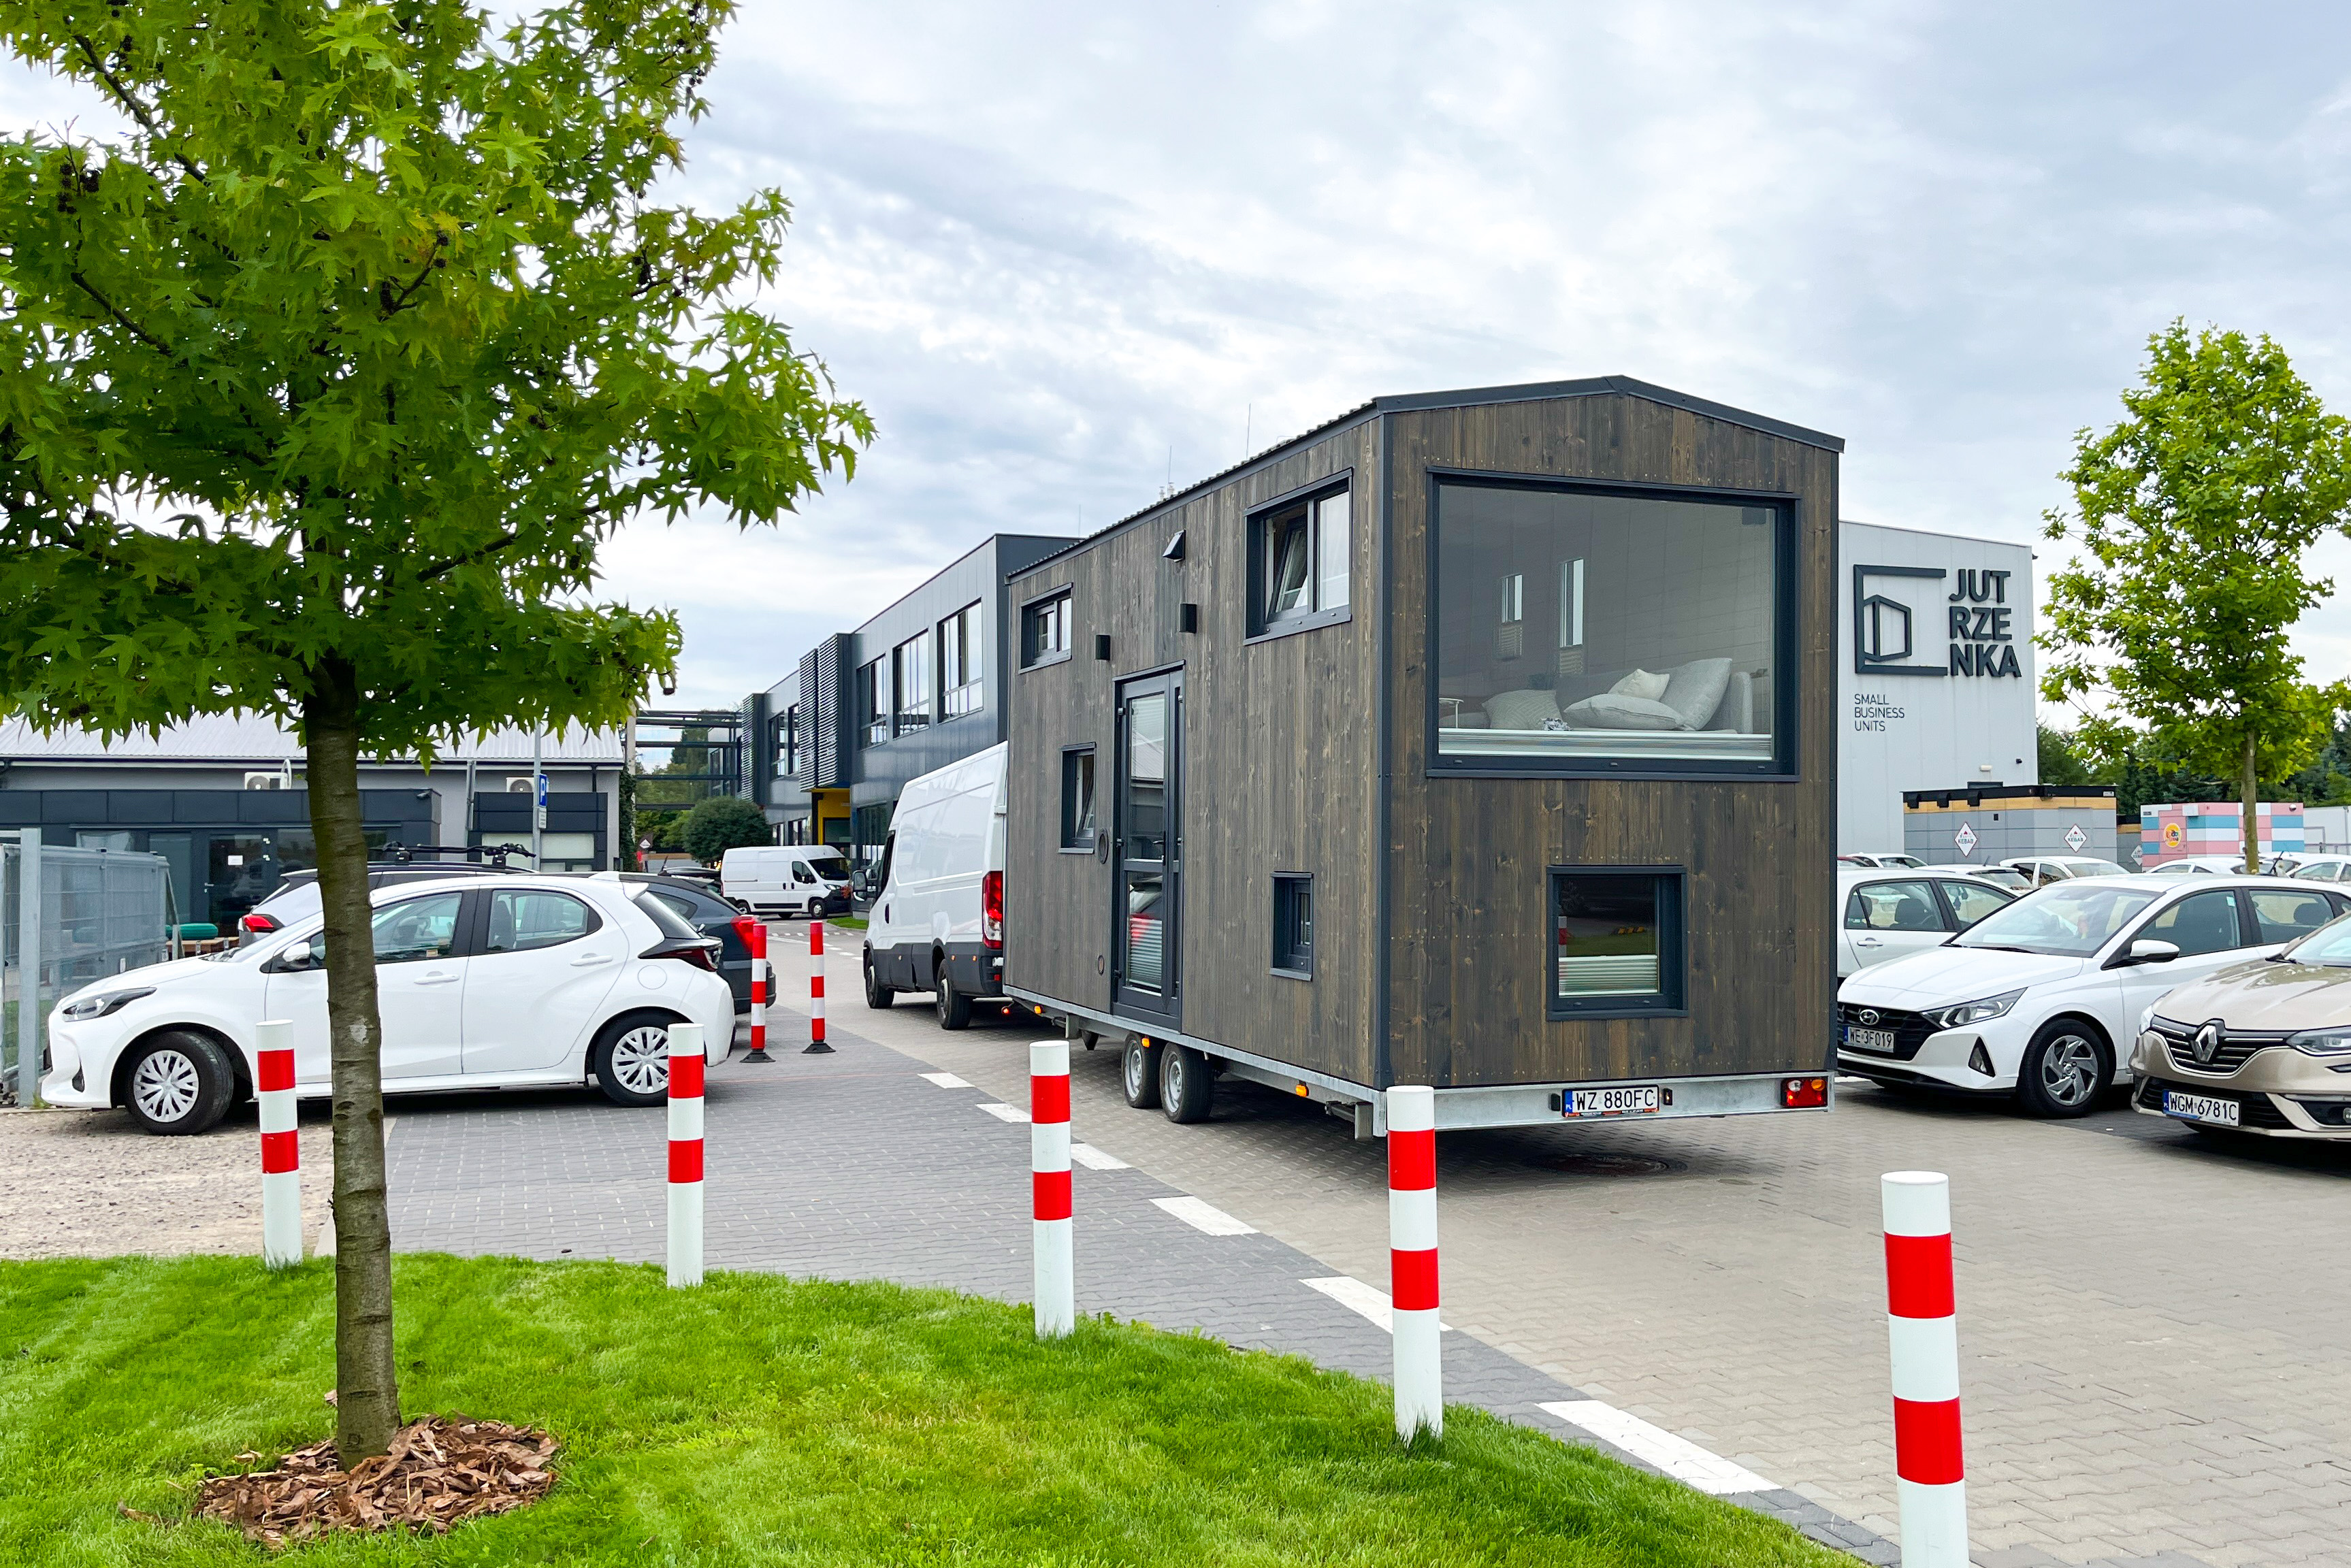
[2040, 322, 2351, 872]
[2036, 724, 2098, 790]
[681, 794, 771, 866]
[0, 0, 867, 1458]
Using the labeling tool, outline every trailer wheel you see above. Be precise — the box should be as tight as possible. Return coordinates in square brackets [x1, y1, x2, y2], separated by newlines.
[1122, 1037, 1163, 1109]
[1159, 1045, 1212, 1124]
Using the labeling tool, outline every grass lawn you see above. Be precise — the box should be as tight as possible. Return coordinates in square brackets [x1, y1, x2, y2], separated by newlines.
[0, 1255, 1849, 1565]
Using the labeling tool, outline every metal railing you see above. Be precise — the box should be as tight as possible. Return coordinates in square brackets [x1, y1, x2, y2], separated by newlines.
[3, 830, 176, 1107]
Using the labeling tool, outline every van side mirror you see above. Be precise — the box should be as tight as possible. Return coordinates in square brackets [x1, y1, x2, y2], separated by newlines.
[2127, 939, 2180, 964]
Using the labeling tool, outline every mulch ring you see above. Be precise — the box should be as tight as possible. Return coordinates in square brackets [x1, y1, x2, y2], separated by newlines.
[192, 1414, 557, 1548]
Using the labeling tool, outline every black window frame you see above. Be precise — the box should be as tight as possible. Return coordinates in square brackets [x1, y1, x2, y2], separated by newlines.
[1271, 872, 1314, 979]
[939, 600, 984, 718]
[1246, 474, 1354, 642]
[1059, 745, 1097, 852]
[774, 703, 800, 778]
[1427, 470, 1800, 782]
[1546, 866, 1687, 1019]
[1021, 588, 1074, 670]
[892, 629, 931, 736]
[859, 657, 890, 747]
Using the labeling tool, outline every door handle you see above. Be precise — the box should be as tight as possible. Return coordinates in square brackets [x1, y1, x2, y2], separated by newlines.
[1856, 937, 1883, 948]
[415, 970, 460, 985]
[570, 953, 613, 967]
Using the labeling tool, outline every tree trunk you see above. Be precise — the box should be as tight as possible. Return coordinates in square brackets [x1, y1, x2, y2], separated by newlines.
[304, 659, 402, 1460]
[2243, 730, 2261, 875]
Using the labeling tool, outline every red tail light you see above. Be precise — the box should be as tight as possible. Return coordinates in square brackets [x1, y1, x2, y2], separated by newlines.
[1782, 1076, 1828, 1109]
[242, 913, 279, 935]
[641, 938, 720, 973]
[730, 915, 758, 950]
[982, 870, 1003, 949]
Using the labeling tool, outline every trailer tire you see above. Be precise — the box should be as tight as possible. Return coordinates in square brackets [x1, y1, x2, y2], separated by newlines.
[1122, 1037, 1163, 1109]
[936, 966, 973, 1031]
[1159, 1044, 1212, 1124]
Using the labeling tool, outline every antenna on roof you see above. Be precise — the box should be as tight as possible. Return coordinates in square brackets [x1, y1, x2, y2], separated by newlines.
[1244, 404, 1251, 459]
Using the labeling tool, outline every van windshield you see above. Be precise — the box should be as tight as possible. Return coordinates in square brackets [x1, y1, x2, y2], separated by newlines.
[805, 852, 850, 881]
[1949, 884, 2160, 958]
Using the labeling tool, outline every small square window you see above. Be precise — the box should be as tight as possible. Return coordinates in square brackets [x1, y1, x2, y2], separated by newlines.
[1060, 748, 1096, 849]
[1273, 873, 1314, 977]
[1549, 869, 1683, 1016]
[1248, 483, 1351, 638]
[1022, 591, 1073, 668]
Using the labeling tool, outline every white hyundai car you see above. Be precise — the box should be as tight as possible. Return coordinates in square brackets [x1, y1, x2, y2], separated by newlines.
[40, 874, 734, 1134]
[1836, 875, 2351, 1117]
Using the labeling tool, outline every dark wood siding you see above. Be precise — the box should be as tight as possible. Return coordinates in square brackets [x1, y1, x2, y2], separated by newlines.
[1382, 395, 1837, 1088]
[1005, 421, 1384, 1086]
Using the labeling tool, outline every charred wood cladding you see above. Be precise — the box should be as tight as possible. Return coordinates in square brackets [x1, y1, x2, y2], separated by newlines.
[1852, 564, 2022, 680]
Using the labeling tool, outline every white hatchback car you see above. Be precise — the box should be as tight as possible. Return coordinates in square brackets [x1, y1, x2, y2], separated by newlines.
[40, 875, 734, 1134]
[1836, 875, 2351, 1117]
[1837, 866, 2015, 978]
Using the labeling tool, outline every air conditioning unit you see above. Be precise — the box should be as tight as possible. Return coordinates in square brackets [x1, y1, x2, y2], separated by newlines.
[506, 777, 536, 794]
[243, 771, 289, 791]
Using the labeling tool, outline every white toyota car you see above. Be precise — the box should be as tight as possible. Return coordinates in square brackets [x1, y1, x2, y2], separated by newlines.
[1836, 875, 2351, 1117]
[40, 873, 734, 1134]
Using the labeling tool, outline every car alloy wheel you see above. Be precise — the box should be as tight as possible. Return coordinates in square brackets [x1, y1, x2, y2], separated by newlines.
[2016, 1017, 2110, 1120]
[2038, 1034, 2099, 1107]
[607, 1024, 671, 1098]
[130, 1047, 202, 1124]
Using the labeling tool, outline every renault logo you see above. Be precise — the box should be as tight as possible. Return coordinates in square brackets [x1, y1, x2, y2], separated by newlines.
[1858, 1009, 1880, 1027]
[2193, 1022, 2224, 1066]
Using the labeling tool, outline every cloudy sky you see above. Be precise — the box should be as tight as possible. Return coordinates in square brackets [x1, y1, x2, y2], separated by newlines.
[14, 3, 2351, 716]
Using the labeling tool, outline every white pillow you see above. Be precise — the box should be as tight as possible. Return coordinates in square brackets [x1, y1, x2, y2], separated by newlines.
[1562, 693, 1692, 731]
[1610, 668, 1670, 702]
[1659, 657, 1734, 728]
[1484, 689, 1563, 731]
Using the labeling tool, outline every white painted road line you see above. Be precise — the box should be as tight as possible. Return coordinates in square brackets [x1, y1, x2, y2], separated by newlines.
[920, 1071, 972, 1088]
[1151, 1195, 1256, 1235]
[976, 1102, 1029, 1124]
[1071, 1143, 1129, 1171]
[1538, 1400, 1777, 1495]
[1303, 1275, 1452, 1334]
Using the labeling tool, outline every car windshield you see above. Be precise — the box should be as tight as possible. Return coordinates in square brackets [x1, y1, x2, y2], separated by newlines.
[2062, 860, 2131, 877]
[1949, 883, 2162, 957]
[805, 853, 850, 880]
[2284, 914, 2351, 966]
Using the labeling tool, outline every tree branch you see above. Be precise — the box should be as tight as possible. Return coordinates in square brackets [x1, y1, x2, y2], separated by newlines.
[69, 35, 209, 187]
[69, 270, 174, 357]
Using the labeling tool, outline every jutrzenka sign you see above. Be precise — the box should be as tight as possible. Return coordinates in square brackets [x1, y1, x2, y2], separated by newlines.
[1851, 565, 2022, 679]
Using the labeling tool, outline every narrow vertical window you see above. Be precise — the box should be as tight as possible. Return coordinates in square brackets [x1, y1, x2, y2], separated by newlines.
[1316, 492, 1349, 610]
[1557, 557, 1585, 676]
[861, 659, 890, 746]
[940, 602, 983, 716]
[893, 630, 930, 733]
[1060, 747, 1097, 849]
[1272, 874, 1314, 977]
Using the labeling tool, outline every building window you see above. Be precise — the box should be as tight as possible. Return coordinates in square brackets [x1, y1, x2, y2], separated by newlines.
[1250, 485, 1351, 636]
[773, 704, 800, 778]
[1549, 869, 1685, 1017]
[860, 657, 890, 746]
[892, 630, 930, 734]
[1435, 478, 1790, 776]
[1272, 874, 1314, 977]
[939, 601, 984, 717]
[1060, 747, 1097, 849]
[1022, 591, 1073, 668]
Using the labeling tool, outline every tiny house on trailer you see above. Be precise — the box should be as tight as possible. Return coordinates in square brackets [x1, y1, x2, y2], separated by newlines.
[1003, 377, 1838, 1134]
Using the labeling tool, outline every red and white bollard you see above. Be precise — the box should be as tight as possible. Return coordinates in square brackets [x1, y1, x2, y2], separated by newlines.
[1884, 1171, 1967, 1565]
[667, 1022, 705, 1287]
[744, 922, 773, 1063]
[1388, 1084, 1442, 1439]
[804, 919, 833, 1054]
[1031, 1039, 1073, 1339]
[257, 1018, 301, 1269]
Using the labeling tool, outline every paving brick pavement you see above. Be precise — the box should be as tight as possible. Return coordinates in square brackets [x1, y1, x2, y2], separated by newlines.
[380, 1009, 1889, 1563]
[766, 935, 2351, 1568]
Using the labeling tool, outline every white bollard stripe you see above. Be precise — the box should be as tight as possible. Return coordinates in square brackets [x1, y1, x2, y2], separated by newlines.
[1389, 1186, 1437, 1252]
[1031, 1120, 1070, 1172]
[1887, 1313, 1961, 1403]
[1882, 1171, 1952, 1237]
[1896, 1478, 1970, 1567]
[258, 1088, 297, 1135]
[667, 1183, 704, 1287]
[1392, 1306, 1444, 1439]
[668, 1095, 704, 1143]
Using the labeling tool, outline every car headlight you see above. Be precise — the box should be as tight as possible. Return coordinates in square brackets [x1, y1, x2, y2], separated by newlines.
[2138, 1004, 2158, 1035]
[1924, 990, 2024, 1030]
[2289, 1028, 2351, 1058]
[59, 986, 154, 1020]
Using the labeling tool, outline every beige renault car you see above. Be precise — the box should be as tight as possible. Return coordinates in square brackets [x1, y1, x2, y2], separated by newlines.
[2131, 909, 2351, 1137]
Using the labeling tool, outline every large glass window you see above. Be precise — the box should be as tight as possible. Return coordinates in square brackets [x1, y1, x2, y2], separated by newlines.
[1550, 870, 1683, 1015]
[1252, 486, 1351, 635]
[860, 658, 890, 746]
[1435, 480, 1787, 770]
[940, 602, 983, 717]
[892, 630, 930, 734]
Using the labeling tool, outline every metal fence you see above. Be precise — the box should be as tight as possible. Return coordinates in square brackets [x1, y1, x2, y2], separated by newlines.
[3, 831, 177, 1107]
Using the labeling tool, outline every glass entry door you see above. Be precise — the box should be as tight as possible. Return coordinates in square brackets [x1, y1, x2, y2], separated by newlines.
[1113, 669, 1182, 1026]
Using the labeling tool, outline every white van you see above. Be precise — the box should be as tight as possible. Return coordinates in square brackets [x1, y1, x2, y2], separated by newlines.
[720, 845, 854, 919]
[861, 743, 1006, 1029]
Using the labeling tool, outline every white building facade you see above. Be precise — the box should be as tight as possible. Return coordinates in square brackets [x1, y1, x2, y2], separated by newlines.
[1837, 521, 2039, 855]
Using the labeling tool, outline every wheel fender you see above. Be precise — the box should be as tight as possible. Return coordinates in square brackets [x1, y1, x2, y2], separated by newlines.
[112, 1024, 241, 1110]
[585, 1008, 692, 1076]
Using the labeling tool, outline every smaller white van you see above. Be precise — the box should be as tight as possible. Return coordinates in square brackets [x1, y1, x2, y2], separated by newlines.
[721, 845, 854, 919]
[862, 744, 1007, 1030]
